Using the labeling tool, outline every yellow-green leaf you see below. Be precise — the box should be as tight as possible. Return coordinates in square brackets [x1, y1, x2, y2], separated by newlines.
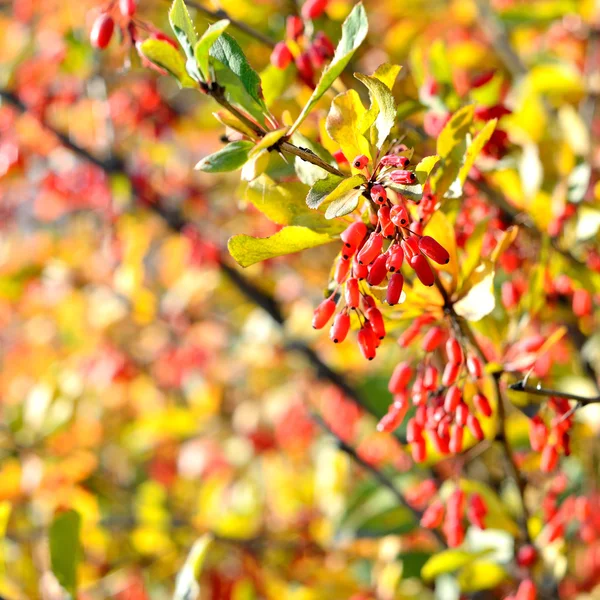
[194, 19, 230, 81]
[174, 534, 213, 600]
[453, 262, 495, 321]
[421, 549, 489, 581]
[324, 188, 362, 219]
[250, 127, 289, 156]
[326, 90, 371, 168]
[228, 226, 335, 267]
[50, 510, 81, 598]
[139, 39, 196, 88]
[371, 62, 402, 91]
[195, 141, 254, 172]
[355, 72, 397, 148]
[240, 149, 270, 181]
[289, 3, 368, 135]
[457, 561, 508, 593]
[322, 174, 366, 205]
[415, 155, 440, 185]
[306, 174, 344, 209]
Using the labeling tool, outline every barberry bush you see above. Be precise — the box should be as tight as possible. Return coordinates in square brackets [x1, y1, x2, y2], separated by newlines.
[1, 0, 600, 598]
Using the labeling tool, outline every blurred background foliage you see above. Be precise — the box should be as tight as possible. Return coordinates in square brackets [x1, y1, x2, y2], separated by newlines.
[1, 0, 600, 598]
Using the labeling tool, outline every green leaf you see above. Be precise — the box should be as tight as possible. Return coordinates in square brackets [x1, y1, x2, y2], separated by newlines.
[354, 506, 415, 538]
[194, 19, 230, 81]
[242, 176, 344, 233]
[456, 561, 508, 593]
[322, 174, 365, 205]
[210, 33, 266, 122]
[195, 140, 254, 172]
[261, 63, 295, 108]
[49, 510, 81, 598]
[421, 549, 488, 581]
[324, 188, 362, 219]
[446, 119, 497, 199]
[433, 105, 474, 197]
[169, 0, 200, 80]
[174, 534, 213, 600]
[228, 226, 336, 267]
[306, 174, 344, 209]
[289, 3, 369, 135]
[326, 90, 372, 166]
[415, 155, 440, 185]
[355, 72, 397, 148]
[138, 39, 196, 88]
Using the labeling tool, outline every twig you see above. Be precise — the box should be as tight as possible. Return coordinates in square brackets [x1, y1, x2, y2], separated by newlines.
[508, 380, 600, 405]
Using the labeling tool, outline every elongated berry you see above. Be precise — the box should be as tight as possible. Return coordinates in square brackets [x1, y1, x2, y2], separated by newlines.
[333, 150, 348, 165]
[446, 337, 463, 364]
[390, 170, 417, 185]
[406, 419, 423, 443]
[444, 385, 462, 412]
[386, 272, 404, 305]
[473, 393, 492, 417]
[423, 365, 438, 390]
[421, 500, 445, 529]
[370, 184, 387, 204]
[442, 362, 460, 386]
[467, 414, 484, 441]
[353, 257, 368, 279]
[296, 52, 315, 87]
[390, 204, 409, 227]
[529, 415, 547, 451]
[352, 154, 369, 169]
[119, 0, 136, 17]
[357, 232, 383, 265]
[573, 288, 592, 317]
[377, 401, 408, 432]
[271, 42, 293, 69]
[91, 14, 114, 49]
[419, 236, 450, 265]
[449, 425, 464, 453]
[314, 31, 335, 57]
[389, 362, 413, 393]
[410, 253, 435, 286]
[377, 205, 395, 238]
[422, 326, 444, 352]
[330, 312, 350, 343]
[366, 307, 385, 340]
[502, 281, 520, 309]
[466, 355, 483, 379]
[515, 579, 537, 600]
[380, 155, 409, 168]
[301, 0, 328, 19]
[367, 253, 388, 286]
[444, 520, 465, 547]
[334, 257, 350, 283]
[345, 278, 359, 308]
[386, 244, 404, 272]
[286, 15, 304, 39]
[358, 327, 376, 360]
[341, 222, 367, 248]
[540, 444, 558, 472]
[412, 438, 427, 463]
[312, 297, 336, 329]
[455, 402, 469, 427]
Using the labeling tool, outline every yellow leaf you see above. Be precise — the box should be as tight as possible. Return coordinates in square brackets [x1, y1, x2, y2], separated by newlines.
[424, 211, 459, 293]
[457, 561, 508, 592]
[250, 127, 289, 156]
[453, 262, 495, 322]
[491, 225, 519, 264]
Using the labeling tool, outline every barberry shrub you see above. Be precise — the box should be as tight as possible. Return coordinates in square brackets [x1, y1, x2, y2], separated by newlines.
[2, 0, 600, 598]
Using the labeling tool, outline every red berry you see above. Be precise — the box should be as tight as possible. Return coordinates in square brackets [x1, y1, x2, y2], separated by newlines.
[380, 155, 410, 168]
[152, 31, 178, 49]
[377, 401, 408, 432]
[444, 385, 462, 412]
[401, 235, 419, 258]
[345, 278, 360, 308]
[449, 425, 464, 453]
[420, 500, 445, 528]
[386, 272, 404, 305]
[333, 150, 348, 165]
[286, 16, 304, 40]
[389, 362, 413, 393]
[370, 184, 387, 205]
[529, 415, 548, 451]
[312, 297, 336, 329]
[455, 402, 469, 427]
[352, 154, 369, 169]
[353, 257, 369, 280]
[573, 288, 592, 317]
[390, 170, 417, 185]
[502, 280, 520, 309]
[473, 393, 492, 417]
[341, 221, 367, 248]
[330, 312, 350, 343]
[466, 355, 483, 379]
[119, 0, 136, 17]
[366, 307, 385, 340]
[296, 52, 315, 87]
[410, 254, 435, 287]
[386, 244, 404, 272]
[412, 438, 427, 463]
[445, 521, 465, 547]
[418, 236, 450, 265]
[357, 232, 383, 265]
[445, 337, 463, 364]
[421, 326, 445, 352]
[366, 253, 388, 286]
[271, 42, 294, 69]
[301, 0, 328, 19]
[447, 489, 465, 519]
[390, 204, 409, 227]
[313, 31, 335, 57]
[377, 205, 395, 238]
[334, 257, 351, 283]
[516, 545, 538, 568]
[442, 362, 460, 386]
[474, 104, 511, 121]
[406, 419, 423, 443]
[575, 496, 591, 521]
[467, 414, 484, 441]
[540, 444, 559, 473]
[423, 365, 438, 390]
[358, 326, 376, 360]
[471, 70, 495, 88]
[90, 14, 115, 49]
[515, 579, 537, 600]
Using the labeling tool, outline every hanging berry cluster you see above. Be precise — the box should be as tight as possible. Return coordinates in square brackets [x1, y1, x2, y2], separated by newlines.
[379, 322, 492, 462]
[270, 15, 335, 88]
[312, 153, 450, 361]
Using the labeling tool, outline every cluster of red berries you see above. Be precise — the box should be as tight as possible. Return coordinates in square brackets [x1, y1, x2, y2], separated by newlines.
[420, 489, 488, 547]
[270, 15, 335, 88]
[379, 324, 491, 462]
[90, 0, 137, 50]
[312, 153, 451, 360]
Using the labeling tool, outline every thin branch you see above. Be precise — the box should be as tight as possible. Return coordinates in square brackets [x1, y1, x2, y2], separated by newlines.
[508, 380, 600, 405]
[311, 411, 446, 547]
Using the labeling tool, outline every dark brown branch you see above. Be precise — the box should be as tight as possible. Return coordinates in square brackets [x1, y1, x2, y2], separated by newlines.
[508, 380, 600, 405]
